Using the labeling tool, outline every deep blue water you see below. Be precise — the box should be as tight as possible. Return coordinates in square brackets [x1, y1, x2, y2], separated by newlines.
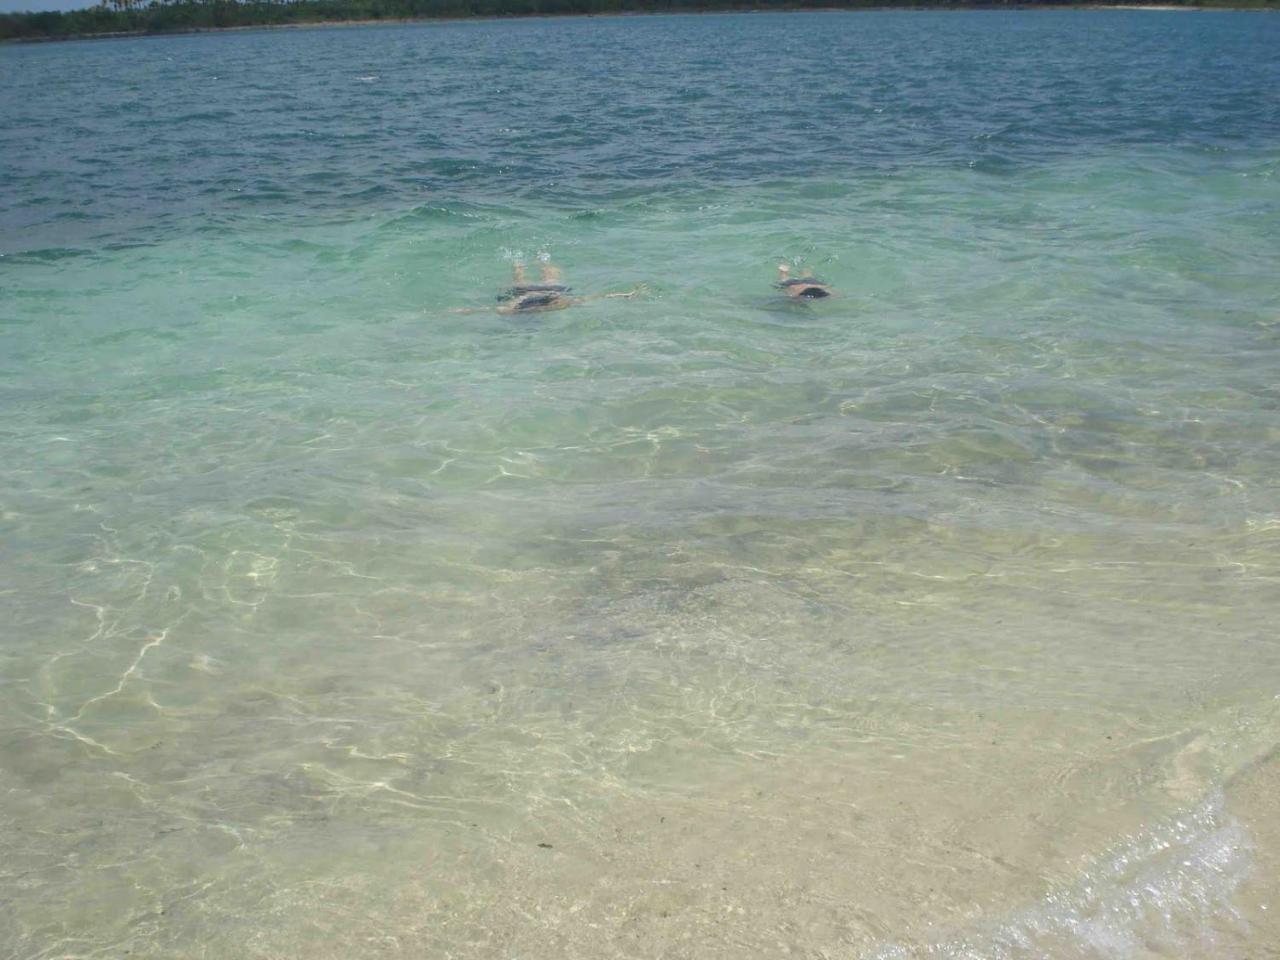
[3, 11, 1278, 254]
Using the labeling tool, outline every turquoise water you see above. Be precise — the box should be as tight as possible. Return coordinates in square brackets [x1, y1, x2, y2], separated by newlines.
[3, 10, 1280, 959]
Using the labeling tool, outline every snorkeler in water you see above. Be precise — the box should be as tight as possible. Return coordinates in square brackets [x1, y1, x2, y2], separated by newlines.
[775, 263, 832, 300]
[497, 259, 573, 312]
[452, 260, 642, 315]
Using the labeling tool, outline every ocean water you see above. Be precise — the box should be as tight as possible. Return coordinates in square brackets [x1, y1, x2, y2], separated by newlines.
[3, 10, 1280, 958]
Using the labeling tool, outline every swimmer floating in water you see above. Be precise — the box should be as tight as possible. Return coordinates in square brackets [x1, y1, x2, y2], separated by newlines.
[453, 260, 643, 314]
[775, 263, 833, 300]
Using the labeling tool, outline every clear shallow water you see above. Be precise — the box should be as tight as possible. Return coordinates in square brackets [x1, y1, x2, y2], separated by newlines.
[2, 10, 1280, 959]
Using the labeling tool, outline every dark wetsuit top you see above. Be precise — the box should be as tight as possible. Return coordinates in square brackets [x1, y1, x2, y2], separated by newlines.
[776, 278, 831, 299]
[498, 283, 570, 302]
[510, 291, 565, 311]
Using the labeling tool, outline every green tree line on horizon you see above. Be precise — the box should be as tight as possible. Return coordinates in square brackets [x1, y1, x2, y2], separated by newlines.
[2, 0, 1275, 42]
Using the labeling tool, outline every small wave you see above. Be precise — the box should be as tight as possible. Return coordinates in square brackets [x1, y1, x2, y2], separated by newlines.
[383, 202, 493, 228]
[178, 110, 236, 122]
[2, 246, 92, 264]
[868, 795, 1249, 960]
[340, 185, 393, 201]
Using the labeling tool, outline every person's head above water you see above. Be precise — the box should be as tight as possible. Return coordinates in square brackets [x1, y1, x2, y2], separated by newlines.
[776, 263, 832, 299]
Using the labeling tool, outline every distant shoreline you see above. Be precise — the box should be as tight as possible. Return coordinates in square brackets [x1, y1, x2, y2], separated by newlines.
[3, 1, 1273, 45]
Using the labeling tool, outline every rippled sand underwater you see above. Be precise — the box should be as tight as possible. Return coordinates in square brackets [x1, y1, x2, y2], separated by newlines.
[3, 10, 1280, 960]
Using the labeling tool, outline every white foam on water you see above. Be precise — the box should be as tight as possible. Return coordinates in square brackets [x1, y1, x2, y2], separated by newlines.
[870, 795, 1251, 960]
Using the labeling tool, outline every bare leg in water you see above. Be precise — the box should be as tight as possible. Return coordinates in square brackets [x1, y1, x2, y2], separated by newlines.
[538, 260, 562, 285]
